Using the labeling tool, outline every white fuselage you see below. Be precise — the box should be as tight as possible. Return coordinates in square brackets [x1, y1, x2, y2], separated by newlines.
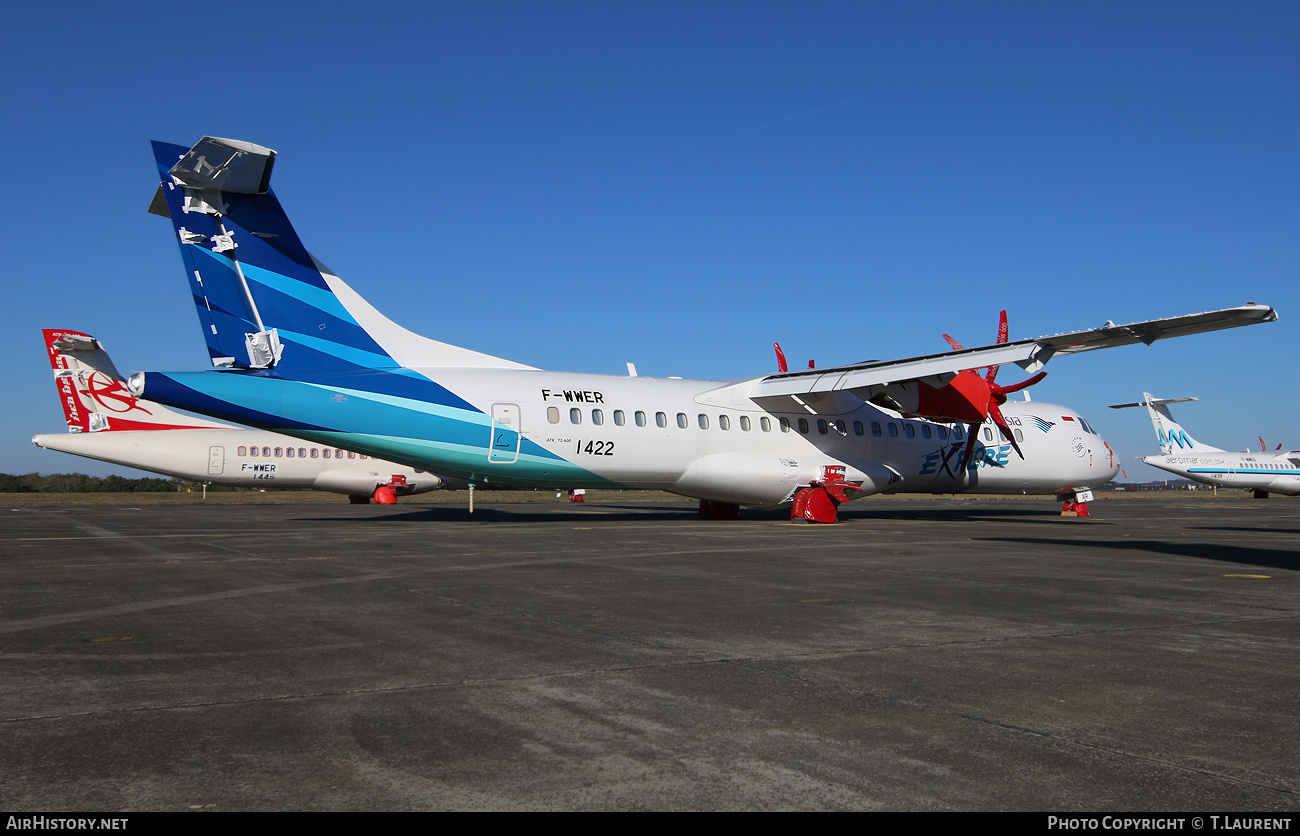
[409, 368, 1119, 503]
[32, 428, 457, 495]
[1142, 452, 1300, 496]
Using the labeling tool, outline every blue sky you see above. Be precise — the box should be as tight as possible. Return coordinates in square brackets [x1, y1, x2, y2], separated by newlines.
[3, 1, 1296, 481]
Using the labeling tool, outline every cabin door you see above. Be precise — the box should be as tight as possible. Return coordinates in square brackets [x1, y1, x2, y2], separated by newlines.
[208, 446, 225, 476]
[489, 403, 521, 463]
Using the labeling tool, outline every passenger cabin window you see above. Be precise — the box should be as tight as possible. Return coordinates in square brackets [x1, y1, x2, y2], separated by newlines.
[871, 422, 882, 437]
[833, 420, 846, 435]
[656, 412, 667, 428]
[613, 410, 625, 426]
[719, 415, 730, 430]
[887, 423, 898, 438]
[635, 411, 647, 427]
[953, 427, 964, 441]
[570, 408, 582, 424]
[760, 417, 771, 432]
[817, 419, 828, 435]
[938, 427, 948, 440]
[921, 425, 931, 439]
[238, 446, 247, 456]
[983, 428, 994, 442]
[592, 409, 604, 425]
[698, 414, 709, 430]
[904, 424, 915, 439]
[779, 417, 791, 433]
[798, 418, 809, 434]
[547, 407, 559, 424]
[740, 416, 751, 431]
[854, 421, 864, 436]
[677, 413, 688, 429]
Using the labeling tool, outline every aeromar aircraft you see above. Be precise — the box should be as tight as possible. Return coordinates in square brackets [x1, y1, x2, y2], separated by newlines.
[126, 137, 1277, 521]
[34, 328, 462, 502]
[1109, 394, 1300, 497]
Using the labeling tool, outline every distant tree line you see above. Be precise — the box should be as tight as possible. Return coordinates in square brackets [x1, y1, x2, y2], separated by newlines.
[0, 473, 181, 493]
[0, 473, 308, 494]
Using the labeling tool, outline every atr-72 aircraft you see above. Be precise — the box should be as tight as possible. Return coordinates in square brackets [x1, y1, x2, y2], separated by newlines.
[34, 328, 462, 502]
[125, 137, 1277, 521]
[1109, 393, 1300, 498]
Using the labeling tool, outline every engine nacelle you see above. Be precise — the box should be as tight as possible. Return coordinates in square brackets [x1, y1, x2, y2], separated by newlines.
[865, 371, 992, 423]
[672, 452, 900, 506]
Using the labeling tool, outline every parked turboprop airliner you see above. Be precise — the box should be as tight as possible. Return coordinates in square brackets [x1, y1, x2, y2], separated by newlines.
[34, 328, 463, 502]
[1109, 393, 1300, 497]
[126, 137, 1276, 521]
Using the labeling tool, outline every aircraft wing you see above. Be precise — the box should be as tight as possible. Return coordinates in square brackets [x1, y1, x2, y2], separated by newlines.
[751, 304, 1277, 400]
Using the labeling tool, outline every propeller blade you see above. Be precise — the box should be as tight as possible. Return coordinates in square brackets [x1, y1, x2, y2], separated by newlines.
[985, 310, 1011, 383]
[773, 343, 788, 374]
[958, 423, 981, 472]
[989, 402, 1025, 460]
[994, 371, 1048, 396]
[943, 334, 964, 351]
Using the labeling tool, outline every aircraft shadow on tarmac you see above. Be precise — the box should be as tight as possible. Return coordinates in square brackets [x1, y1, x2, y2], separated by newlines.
[294, 504, 710, 525]
[837, 506, 1086, 525]
[292, 503, 1076, 526]
[1190, 525, 1300, 537]
[978, 536, 1300, 572]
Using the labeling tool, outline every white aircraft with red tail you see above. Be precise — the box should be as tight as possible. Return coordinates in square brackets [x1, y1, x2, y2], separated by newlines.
[34, 328, 462, 502]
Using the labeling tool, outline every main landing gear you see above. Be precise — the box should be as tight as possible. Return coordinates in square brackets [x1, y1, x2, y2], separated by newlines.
[699, 499, 739, 520]
[351, 475, 411, 505]
[1058, 488, 1093, 517]
[791, 477, 865, 524]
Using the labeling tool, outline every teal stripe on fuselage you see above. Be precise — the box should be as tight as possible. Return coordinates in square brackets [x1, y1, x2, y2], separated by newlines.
[158, 370, 577, 484]
[1188, 467, 1297, 475]
[288, 431, 615, 488]
[296, 381, 563, 463]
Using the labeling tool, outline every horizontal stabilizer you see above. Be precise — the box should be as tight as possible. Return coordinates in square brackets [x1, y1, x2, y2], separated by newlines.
[1108, 396, 1198, 409]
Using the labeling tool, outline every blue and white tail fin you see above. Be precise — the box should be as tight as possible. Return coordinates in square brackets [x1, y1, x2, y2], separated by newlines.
[150, 137, 534, 375]
[1109, 393, 1223, 454]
